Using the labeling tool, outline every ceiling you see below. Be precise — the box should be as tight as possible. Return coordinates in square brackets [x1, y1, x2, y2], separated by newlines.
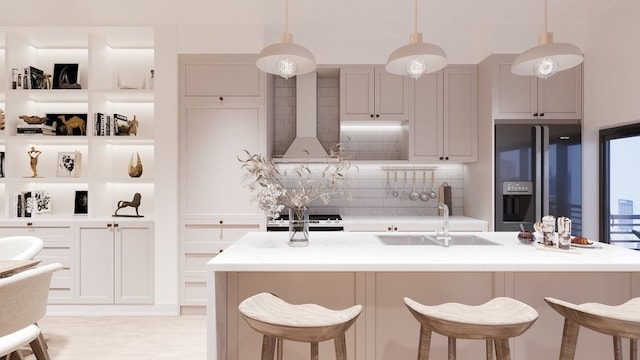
[0, 0, 628, 64]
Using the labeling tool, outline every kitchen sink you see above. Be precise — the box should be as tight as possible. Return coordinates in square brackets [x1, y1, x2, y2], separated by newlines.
[377, 234, 499, 246]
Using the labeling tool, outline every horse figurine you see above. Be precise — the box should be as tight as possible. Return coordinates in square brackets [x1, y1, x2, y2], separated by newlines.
[113, 193, 143, 217]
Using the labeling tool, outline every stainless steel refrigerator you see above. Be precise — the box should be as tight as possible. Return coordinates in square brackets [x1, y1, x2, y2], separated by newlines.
[494, 121, 582, 234]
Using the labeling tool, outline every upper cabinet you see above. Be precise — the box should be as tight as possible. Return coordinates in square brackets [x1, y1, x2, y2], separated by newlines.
[340, 67, 409, 121]
[493, 54, 582, 120]
[411, 65, 478, 163]
[180, 54, 261, 100]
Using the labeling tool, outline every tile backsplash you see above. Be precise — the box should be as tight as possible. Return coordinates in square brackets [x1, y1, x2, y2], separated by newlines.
[277, 163, 465, 216]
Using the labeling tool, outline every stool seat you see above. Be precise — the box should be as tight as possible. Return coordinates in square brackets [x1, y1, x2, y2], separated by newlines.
[404, 297, 538, 360]
[239, 292, 362, 360]
[545, 297, 640, 360]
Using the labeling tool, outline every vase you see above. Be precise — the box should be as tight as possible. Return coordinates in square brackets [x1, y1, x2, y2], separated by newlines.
[128, 152, 143, 178]
[288, 207, 309, 247]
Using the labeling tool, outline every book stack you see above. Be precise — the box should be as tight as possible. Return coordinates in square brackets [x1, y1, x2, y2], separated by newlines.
[94, 112, 127, 135]
[15, 190, 51, 217]
[17, 123, 57, 136]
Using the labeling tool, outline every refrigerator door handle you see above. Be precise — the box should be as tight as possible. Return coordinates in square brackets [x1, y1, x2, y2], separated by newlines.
[542, 125, 550, 216]
[535, 125, 543, 221]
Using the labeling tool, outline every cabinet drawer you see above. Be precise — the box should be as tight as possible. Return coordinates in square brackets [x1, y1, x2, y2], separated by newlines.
[0, 225, 72, 238]
[181, 279, 207, 306]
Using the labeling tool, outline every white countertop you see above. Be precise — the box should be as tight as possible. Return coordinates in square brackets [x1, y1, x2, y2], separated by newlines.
[208, 231, 640, 272]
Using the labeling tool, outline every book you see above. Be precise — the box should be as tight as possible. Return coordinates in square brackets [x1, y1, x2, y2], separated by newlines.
[32, 191, 51, 215]
[56, 151, 82, 177]
[29, 66, 47, 89]
[74, 190, 88, 215]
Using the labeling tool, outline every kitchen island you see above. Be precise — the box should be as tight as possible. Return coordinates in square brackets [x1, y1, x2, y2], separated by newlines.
[207, 231, 640, 360]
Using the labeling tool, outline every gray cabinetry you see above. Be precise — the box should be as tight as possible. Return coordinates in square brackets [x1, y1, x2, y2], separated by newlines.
[493, 54, 582, 120]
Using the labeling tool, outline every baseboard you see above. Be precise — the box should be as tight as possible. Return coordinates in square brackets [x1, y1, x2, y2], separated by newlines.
[45, 304, 180, 316]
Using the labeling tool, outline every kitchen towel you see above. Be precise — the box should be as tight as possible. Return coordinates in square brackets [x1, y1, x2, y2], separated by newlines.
[438, 182, 452, 216]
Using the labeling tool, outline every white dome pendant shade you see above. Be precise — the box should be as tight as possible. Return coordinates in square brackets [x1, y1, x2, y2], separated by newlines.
[511, 0, 583, 79]
[256, 0, 316, 79]
[385, 0, 447, 79]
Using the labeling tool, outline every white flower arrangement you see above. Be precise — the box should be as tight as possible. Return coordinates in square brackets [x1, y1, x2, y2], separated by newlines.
[239, 145, 355, 218]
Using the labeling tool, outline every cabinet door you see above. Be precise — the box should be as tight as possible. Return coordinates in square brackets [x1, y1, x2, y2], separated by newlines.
[443, 66, 478, 162]
[340, 67, 375, 120]
[77, 224, 115, 304]
[181, 103, 262, 217]
[375, 68, 409, 121]
[411, 71, 443, 162]
[115, 223, 153, 304]
[181, 54, 261, 98]
[537, 64, 582, 119]
[494, 60, 538, 119]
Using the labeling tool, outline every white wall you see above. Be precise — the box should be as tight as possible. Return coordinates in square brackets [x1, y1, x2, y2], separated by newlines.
[581, 0, 640, 238]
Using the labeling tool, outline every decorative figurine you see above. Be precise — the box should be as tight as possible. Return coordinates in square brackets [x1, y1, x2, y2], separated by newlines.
[19, 115, 47, 124]
[113, 193, 143, 217]
[27, 146, 42, 178]
[58, 115, 86, 135]
[128, 152, 143, 178]
[127, 116, 138, 136]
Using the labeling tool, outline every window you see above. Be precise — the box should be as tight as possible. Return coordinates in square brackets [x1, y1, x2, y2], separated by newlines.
[600, 123, 640, 248]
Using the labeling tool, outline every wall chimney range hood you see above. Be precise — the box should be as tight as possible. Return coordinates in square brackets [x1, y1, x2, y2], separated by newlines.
[282, 72, 328, 159]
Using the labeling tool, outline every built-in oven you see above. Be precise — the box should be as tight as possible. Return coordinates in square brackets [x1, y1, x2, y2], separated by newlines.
[266, 214, 344, 232]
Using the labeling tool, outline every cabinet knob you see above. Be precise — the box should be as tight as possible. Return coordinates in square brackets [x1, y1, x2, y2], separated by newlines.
[539, 113, 545, 117]
[219, 220, 224, 225]
[219, 96, 224, 101]
[376, 114, 380, 118]
[387, 226, 392, 231]
[113, 223, 119, 228]
[107, 223, 113, 228]
[533, 112, 538, 117]
[370, 114, 374, 118]
[393, 226, 398, 232]
[439, 156, 444, 160]
[26, 222, 33, 226]
[445, 157, 449, 160]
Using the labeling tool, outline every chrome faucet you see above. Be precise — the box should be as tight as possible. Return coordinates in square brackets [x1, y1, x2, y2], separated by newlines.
[437, 203, 451, 247]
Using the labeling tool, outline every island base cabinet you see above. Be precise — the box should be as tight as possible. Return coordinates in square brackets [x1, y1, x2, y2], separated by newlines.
[221, 271, 637, 360]
[228, 272, 359, 360]
[512, 272, 632, 360]
[76, 222, 154, 304]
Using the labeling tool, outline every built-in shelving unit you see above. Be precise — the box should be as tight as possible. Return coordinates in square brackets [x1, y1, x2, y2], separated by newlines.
[0, 26, 155, 306]
[0, 26, 155, 220]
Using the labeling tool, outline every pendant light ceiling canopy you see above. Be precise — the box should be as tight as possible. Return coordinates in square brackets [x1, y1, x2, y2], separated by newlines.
[511, 0, 584, 79]
[256, 0, 316, 79]
[386, 0, 448, 79]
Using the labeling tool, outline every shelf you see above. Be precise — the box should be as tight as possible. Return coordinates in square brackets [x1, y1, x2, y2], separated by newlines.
[0, 26, 155, 220]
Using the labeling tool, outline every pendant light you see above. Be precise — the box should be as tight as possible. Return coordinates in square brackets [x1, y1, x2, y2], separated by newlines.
[511, 0, 583, 79]
[256, 0, 316, 79]
[385, 0, 447, 79]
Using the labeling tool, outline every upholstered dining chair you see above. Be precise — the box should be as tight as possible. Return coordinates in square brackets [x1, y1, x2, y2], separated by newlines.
[0, 263, 62, 360]
[0, 236, 43, 260]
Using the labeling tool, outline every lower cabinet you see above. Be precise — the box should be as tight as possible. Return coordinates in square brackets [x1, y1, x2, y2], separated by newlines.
[0, 222, 74, 303]
[76, 221, 154, 304]
[180, 219, 260, 313]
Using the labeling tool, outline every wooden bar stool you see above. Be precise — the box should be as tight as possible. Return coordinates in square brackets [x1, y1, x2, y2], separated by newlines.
[404, 297, 538, 360]
[545, 297, 640, 360]
[238, 292, 362, 360]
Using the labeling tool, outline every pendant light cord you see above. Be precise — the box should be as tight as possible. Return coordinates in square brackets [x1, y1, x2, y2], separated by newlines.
[543, 0, 548, 33]
[284, 0, 289, 33]
[413, 0, 418, 33]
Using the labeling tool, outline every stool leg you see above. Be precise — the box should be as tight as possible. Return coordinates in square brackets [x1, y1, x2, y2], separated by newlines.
[559, 318, 580, 360]
[311, 342, 319, 360]
[494, 339, 511, 360]
[276, 338, 283, 360]
[613, 336, 623, 360]
[448, 337, 456, 360]
[631, 338, 637, 360]
[485, 339, 494, 360]
[335, 333, 347, 360]
[417, 325, 432, 360]
[261, 335, 276, 360]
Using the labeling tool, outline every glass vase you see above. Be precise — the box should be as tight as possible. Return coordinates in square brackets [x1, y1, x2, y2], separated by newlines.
[289, 207, 309, 247]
